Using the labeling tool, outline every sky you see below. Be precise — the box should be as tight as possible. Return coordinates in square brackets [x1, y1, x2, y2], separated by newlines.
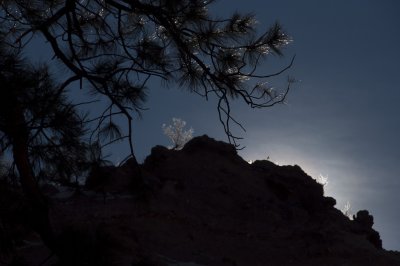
[25, 1, 400, 250]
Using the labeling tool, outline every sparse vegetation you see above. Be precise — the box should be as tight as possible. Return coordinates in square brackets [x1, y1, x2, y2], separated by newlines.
[315, 174, 329, 186]
[313, 174, 328, 195]
[162, 118, 194, 150]
[342, 201, 353, 219]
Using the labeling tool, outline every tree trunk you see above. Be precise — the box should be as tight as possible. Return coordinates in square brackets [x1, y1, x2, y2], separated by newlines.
[9, 104, 56, 249]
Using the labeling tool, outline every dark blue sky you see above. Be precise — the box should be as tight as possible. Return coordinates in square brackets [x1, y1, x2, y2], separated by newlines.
[27, 1, 400, 250]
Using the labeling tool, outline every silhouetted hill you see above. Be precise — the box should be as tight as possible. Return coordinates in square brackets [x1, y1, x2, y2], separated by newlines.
[1, 135, 400, 265]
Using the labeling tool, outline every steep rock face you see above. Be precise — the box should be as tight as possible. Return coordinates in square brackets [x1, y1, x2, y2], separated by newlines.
[2, 135, 400, 265]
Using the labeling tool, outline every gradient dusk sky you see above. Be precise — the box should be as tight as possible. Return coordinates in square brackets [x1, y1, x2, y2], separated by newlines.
[27, 1, 400, 250]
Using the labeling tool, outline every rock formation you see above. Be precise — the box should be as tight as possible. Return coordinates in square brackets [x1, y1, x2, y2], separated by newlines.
[1, 135, 399, 265]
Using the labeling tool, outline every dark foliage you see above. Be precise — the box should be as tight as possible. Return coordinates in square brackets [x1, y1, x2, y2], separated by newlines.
[0, 38, 103, 258]
[0, 45, 89, 184]
[0, 0, 294, 152]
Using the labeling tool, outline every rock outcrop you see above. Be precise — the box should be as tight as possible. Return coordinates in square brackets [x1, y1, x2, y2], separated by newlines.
[1, 135, 399, 265]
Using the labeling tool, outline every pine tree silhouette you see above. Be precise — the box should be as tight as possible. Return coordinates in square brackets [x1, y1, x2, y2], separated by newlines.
[0, 44, 90, 252]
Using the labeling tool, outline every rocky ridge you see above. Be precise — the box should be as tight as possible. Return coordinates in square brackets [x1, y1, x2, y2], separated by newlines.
[1, 135, 400, 265]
